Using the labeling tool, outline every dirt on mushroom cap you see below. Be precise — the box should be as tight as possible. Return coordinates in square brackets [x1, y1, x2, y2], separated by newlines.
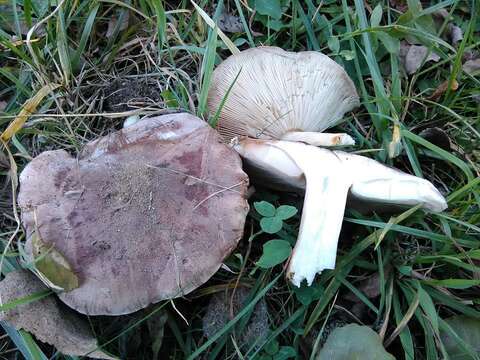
[18, 113, 249, 315]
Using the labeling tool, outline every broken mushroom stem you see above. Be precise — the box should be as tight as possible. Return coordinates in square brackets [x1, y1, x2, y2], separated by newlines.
[280, 131, 356, 147]
[234, 138, 447, 286]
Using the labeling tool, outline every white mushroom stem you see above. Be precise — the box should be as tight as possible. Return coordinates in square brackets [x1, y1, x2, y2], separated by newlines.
[271, 141, 351, 286]
[336, 152, 447, 212]
[281, 131, 355, 147]
[232, 137, 305, 190]
[234, 138, 447, 287]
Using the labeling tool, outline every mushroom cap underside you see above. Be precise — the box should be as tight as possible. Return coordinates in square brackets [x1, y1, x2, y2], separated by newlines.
[18, 113, 249, 315]
[207, 46, 359, 141]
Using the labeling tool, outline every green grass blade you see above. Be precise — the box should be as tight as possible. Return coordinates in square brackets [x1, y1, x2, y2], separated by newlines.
[187, 274, 282, 359]
[72, 4, 99, 71]
[1, 322, 48, 360]
[197, 25, 217, 118]
[56, 6, 72, 85]
[401, 129, 475, 181]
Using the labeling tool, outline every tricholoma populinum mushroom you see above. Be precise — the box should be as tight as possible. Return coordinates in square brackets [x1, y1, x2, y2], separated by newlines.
[207, 46, 448, 287]
[17, 113, 249, 315]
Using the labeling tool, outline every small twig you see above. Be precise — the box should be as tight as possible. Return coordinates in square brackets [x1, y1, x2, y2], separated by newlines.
[170, 299, 189, 326]
[229, 226, 260, 319]
[193, 181, 244, 210]
[384, 291, 420, 347]
[147, 164, 243, 192]
[379, 278, 394, 340]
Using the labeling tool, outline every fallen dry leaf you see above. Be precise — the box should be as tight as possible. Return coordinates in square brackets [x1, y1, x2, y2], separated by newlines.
[106, 11, 130, 38]
[448, 24, 463, 46]
[218, 11, 243, 33]
[419, 128, 452, 151]
[0, 270, 116, 359]
[344, 267, 392, 302]
[403, 45, 441, 74]
[463, 59, 480, 75]
[191, 0, 240, 55]
[1, 83, 60, 142]
[429, 79, 459, 101]
[31, 230, 79, 292]
[433, 9, 450, 20]
[389, 0, 408, 12]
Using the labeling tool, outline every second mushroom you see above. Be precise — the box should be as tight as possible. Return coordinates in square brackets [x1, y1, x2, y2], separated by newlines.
[207, 46, 447, 286]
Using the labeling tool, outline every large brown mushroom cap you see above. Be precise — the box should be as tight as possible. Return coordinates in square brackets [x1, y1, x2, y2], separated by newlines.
[18, 113, 249, 315]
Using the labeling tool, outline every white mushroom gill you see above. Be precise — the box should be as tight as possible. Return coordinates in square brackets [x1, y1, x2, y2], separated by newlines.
[235, 138, 448, 287]
[207, 46, 359, 145]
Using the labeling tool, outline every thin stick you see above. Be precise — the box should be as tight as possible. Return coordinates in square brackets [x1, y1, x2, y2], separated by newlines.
[193, 181, 244, 210]
[147, 164, 243, 192]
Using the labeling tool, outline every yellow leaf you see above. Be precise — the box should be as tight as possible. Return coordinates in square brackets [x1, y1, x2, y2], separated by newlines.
[388, 123, 402, 158]
[31, 231, 79, 292]
[190, 1, 240, 55]
[1, 83, 60, 141]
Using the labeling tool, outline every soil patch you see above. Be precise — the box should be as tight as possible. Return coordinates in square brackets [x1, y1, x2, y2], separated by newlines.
[103, 78, 162, 112]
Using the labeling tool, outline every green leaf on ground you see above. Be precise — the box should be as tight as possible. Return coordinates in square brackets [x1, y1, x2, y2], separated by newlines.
[255, 201, 277, 217]
[275, 205, 297, 220]
[256, 240, 292, 269]
[316, 324, 395, 360]
[254, 0, 282, 19]
[260, 217, 283, 234]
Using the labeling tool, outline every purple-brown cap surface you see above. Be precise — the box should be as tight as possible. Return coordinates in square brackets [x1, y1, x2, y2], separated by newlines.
[18, 113, 249, 315]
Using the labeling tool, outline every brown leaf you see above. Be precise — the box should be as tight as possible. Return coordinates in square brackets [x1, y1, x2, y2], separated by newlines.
[433, 9, 450, 19]
[419, 128, 451, 151]
[191, 0, 240, 54]
[1, 83, 60, 142]
[218, 11, 243, 33]
[345, 267, 392, 302]
[448, 24, 463, 45]
[403, 45, 440, 74]
[31, 231, 79, 292]
[463, 59, 480, 75]
[428, 79, 459, 101]
[106, 11, 130, 38]
[389, 0, 408, 12]
[0, 270, 116, 359]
